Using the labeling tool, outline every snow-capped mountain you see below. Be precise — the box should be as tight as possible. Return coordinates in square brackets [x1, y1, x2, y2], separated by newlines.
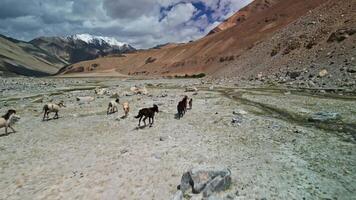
[67, 34, 126, 47]
[30, 34, 135, 64]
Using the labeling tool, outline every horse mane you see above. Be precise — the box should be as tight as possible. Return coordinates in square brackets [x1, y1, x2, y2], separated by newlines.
[2, 110, 16, 120]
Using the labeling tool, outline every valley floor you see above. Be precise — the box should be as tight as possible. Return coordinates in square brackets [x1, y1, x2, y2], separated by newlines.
[0, 78, 355, 199]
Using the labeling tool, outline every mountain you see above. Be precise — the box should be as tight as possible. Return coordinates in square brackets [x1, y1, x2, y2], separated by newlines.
[208, 0, 280, 35]
[59, 0, 338, 79]
[0, 34, 66, 76]
[0, 33, 135, 76]
[30, 34, 135, 64]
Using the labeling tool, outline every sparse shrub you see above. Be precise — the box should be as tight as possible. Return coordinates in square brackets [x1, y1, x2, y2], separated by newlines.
[174, 73, 206, 79]
[145, 57, 156, 64]
[91, 63, 99, 68]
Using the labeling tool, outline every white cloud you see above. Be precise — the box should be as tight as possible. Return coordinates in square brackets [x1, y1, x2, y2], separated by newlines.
[0, 0, 253, 48]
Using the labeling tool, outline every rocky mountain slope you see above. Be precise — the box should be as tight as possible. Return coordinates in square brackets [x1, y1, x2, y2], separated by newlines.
[30, 34, 135, 65]
[59, 0, 335, 81]
[0, 34, 66, 76]
[215, 0, 356, 90]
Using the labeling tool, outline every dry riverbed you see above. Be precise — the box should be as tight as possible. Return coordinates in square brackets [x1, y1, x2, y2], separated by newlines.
[0, 77, 355, 200]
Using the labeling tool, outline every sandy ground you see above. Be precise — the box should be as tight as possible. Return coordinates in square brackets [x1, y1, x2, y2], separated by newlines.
[0, 78, 355, 200]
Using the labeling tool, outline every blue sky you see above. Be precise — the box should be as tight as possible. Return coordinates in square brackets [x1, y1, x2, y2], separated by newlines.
[0, 0, 252, 48]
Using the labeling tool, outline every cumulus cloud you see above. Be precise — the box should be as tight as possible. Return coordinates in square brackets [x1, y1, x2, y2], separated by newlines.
[0, 0, 252, 48]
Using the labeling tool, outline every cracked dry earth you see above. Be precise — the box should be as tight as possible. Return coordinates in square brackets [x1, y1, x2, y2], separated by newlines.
[0, 78, 355, 200]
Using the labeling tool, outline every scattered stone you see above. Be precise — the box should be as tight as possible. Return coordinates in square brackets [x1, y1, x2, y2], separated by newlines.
[94, 88, 108, 96]
[110, 93, 120, 98]
[130, 86, 148, 95]
[231, 117, 242, 125]
[308, 112, 341, 122]
[346, 66, 356, 73]
[209, 86, 215, 90]
[233, 109, 247, 115]
[76, 96, 95, 103]
[159, 136, 167, 141]
[120, 149, 129, 154]
[286, 71, 301, 79]
[327, 28, 356, 43]
[318, 69, 328, 77]
[152, 153, 161, 160]
[185, 87, 198, 92]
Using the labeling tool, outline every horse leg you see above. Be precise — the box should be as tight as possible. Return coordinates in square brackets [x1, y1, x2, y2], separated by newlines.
[143, 116, 147, 126]
[138, 116, 142, 126]
[54, 112, 59, 119]
[43, 111, 46, 121]
[9, 125, 15, 133]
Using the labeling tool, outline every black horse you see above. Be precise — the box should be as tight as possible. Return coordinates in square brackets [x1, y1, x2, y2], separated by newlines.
[135, 104, 159, 127]
[177, 96, 188, 119]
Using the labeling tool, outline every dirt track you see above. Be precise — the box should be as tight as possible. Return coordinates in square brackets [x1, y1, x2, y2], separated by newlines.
[0, 78, 355, 200]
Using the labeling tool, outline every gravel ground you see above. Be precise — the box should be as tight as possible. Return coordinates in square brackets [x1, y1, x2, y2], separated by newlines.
[0, 77, 355, 200]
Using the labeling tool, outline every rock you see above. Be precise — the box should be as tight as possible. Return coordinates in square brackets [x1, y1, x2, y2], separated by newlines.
[346, 66, 356, 73]
[130, 86, 148, 95]
[185, 87, 198, 92]
[179, 166, 231, 194]
[94, 88, 108, 96]
[233, 109, 247, 115]
[286, 71, 301, 79]
[231, 117, 242, 125]
[120, 149, 129, 154]
[318, 69, 328, 77]
[124, 92, 134, 96]
[209, 86, 214, 90]
[202, 175, 232, 197]
[110, 93, 120, 98]
[193, 92, 198, 95]
[327, 28, 356, 43]
[308, 112, 341, 122]
[171, 190, 183, 200]
[159, 136, 167, 141]
[179, 171, 192, 192]
[76, 96, 95, 103]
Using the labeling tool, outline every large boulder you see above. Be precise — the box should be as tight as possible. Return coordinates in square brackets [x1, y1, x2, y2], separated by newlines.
[308, 112, 341, 122]
[76, 96, 95, 103]
[179, 166, 231, 194]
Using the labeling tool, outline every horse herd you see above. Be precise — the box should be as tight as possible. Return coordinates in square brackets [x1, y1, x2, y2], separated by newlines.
[0, 95, 193, 135]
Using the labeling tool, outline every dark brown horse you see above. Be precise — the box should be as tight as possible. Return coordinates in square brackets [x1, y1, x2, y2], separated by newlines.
[177, 96, 188, 119]
[135, 104, 159, 127]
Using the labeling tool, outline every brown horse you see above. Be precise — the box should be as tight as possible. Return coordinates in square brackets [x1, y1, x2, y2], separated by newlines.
[135, 104, 159, 127]
[177, 96, 188, 119]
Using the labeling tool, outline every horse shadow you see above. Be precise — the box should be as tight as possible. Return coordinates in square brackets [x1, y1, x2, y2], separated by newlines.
[133, 124, 152, 130]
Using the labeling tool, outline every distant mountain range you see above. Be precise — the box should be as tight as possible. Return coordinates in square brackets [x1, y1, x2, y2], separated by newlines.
[0, 34, 135, 76]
